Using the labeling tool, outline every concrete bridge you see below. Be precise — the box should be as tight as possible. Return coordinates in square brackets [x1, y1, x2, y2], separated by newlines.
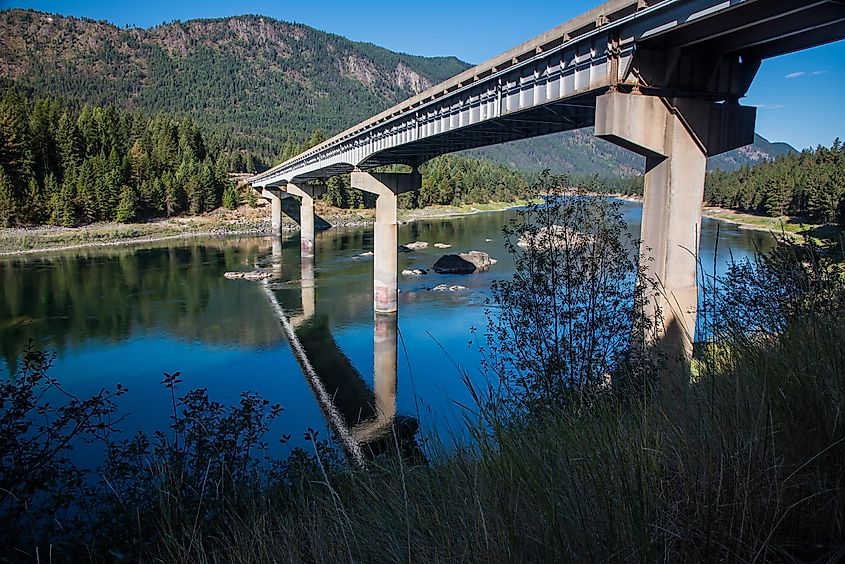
[250, 0, 845, 360]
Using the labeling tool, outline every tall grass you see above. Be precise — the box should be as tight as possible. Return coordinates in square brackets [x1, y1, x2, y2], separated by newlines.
[136, 307, 842, 562]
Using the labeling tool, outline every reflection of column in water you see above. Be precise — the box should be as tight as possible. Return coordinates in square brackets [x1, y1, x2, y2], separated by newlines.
[301, 255, 315, 321]
[373, 312, 397, 423]
[270, 235, 283, 278]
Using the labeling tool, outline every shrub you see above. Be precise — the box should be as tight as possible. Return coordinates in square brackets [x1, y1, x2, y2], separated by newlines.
[222, 185, 240, 210]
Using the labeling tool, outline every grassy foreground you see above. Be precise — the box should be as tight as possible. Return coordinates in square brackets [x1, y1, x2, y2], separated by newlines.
[136, 314, 842, 563]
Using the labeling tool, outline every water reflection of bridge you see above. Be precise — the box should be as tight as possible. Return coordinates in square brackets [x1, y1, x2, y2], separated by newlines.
[260, 235, 422, 465]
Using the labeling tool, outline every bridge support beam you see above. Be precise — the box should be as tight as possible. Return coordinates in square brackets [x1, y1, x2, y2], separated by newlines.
[595, 92, 755, 367]
[351, 170, 421, 314]
[286, 184, 325, 259]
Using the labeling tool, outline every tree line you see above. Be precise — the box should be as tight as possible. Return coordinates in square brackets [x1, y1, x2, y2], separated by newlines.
[0, 88, 237, 227]
[607, 140, 845, 225]
[704, 139, 844, 223]
[321, 155, 531, 211]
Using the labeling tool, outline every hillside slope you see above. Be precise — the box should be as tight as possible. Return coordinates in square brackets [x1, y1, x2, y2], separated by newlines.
[0, 9, 793, 176]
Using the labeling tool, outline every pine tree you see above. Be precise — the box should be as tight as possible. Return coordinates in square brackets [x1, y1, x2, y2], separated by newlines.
[0, 165, 16, 227]
[23, 176, 44, 224]
[324, 175, 348, 208]
[222, 185, 240, 210]
[59, 172, 78, 227]
[115, 185, 138, 223]
[56, 112, 81, 174]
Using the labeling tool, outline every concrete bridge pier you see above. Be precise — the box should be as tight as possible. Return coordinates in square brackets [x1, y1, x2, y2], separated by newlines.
[351, 170, 421, 313]
[261, 187, 286, 236]
[595, 92, 756, 365]
[286, 184, 324, 259]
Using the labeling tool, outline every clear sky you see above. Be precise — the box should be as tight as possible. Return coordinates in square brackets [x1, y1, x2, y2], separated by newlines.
[4, 0, 844, 150]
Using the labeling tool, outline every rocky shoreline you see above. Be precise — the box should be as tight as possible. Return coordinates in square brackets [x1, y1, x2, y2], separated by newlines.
[0, 202, 527, 257]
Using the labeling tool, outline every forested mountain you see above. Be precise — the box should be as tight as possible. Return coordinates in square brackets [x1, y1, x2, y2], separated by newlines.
[0, 9, 466, 164]
[1, 8, 792, 177]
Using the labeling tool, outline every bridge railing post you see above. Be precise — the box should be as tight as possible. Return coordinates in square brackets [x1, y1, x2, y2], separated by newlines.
[595, 92, 755, 373]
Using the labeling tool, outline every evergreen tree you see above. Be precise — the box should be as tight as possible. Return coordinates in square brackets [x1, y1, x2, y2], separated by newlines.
[115, 185, 138, 223]
[0, 166, 15, 227]
[222, 185, 240, 210]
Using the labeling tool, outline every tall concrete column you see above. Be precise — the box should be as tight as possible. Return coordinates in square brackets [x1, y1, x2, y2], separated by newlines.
[268, 190, 282, 236]
[351, 170, 420, 314]
[373, 191, 398, 313]
[299, 192, 315, 258]
[595, 92, 755, 364]
[286, 183, 324, 259]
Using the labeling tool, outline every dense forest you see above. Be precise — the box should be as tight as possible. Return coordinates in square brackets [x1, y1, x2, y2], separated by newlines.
[0, 9, 467, 166]
[0, 89, 236, 227]
[610, 140, 845, 225]
[0, 87, 535, 226]
[704, 140, 845, 223]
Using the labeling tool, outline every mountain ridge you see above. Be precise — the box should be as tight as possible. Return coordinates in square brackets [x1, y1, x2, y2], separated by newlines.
[0, 8, 795, 176]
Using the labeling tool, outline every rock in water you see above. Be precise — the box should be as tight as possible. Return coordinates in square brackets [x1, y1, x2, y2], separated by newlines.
[432, 284, 468, 292]
[432, 251, 497, 274]
[224, 270, 272, 281]
[433, 243, 451, 248]
[401, 268, 427, 276]
[517, 225, 595, 251]
[404, 241, 429, 249]
[397, 245, 412, 253]
[458, 250, 496, 271]
[432, 254, 477, 274]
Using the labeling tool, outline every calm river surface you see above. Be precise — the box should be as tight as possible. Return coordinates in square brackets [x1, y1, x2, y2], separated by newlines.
[0, 201, 775, 458]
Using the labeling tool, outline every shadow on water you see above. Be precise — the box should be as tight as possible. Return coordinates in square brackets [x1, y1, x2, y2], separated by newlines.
[259, 236, 424, 465]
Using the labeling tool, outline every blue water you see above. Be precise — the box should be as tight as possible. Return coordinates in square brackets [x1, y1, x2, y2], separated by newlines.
[0, 201, 776, 460]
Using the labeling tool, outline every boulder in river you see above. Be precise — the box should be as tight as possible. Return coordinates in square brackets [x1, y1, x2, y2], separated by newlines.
[432, 254, 476, 274]
[404, 241, 429, 250]
[517, 225, 595, 251]
[224, 270, 273, 281]
[398, 245, 412, 253]
[433, 243, 451, 249]
[432, 251, 496, 274]
[432, 284, 468, 292]
[401, 268, 427, 276]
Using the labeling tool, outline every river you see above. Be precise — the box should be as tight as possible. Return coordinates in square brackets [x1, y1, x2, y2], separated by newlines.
[0, 200, 776, 461]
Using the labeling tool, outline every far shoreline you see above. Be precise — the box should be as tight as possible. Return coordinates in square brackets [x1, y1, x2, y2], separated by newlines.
[0, 200, 532, 257]
[2, 196, 825, 258]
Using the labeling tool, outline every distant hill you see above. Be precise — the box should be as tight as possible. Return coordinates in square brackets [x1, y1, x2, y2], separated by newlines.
[0, 9, 794, 176]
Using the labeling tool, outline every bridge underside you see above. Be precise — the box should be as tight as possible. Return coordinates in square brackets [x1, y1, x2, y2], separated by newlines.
[359, 95, 600, 170]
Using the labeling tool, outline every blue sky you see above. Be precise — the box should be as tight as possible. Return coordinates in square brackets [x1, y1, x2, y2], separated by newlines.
[5, 0, 844, 150]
